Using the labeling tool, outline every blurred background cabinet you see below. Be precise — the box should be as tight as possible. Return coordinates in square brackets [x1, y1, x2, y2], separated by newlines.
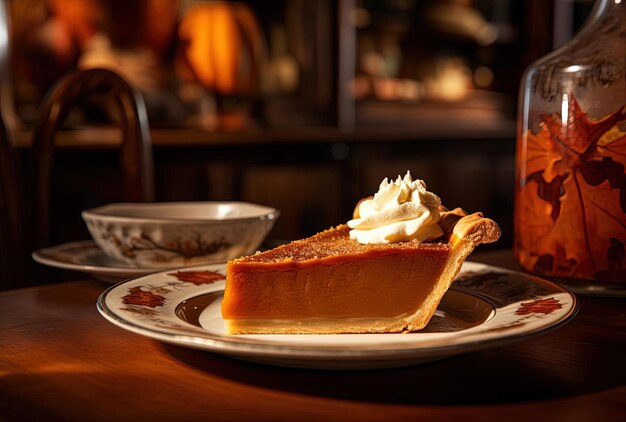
[4, 0, 594, 246]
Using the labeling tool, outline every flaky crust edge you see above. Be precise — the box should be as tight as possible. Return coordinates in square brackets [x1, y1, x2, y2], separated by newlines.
[404, 209, 501, 331]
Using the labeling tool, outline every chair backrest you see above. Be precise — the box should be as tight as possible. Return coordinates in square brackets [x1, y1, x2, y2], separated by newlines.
[31, 68, 154, 250]
[0, 109, 25, 289]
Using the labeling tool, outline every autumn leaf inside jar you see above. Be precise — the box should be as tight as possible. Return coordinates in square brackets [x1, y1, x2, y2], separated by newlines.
[514, 0, 625, 291]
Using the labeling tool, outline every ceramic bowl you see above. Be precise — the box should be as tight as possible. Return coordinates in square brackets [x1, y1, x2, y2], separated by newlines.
[82, 202, 279, 268]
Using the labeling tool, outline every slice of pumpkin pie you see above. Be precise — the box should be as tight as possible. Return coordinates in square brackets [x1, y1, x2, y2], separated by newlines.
[221, 172, 500, 334]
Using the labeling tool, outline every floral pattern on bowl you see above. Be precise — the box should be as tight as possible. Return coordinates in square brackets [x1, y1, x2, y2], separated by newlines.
[83, 202, 279, 268]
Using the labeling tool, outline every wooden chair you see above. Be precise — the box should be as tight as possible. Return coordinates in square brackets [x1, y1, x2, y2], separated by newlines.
[31, 68, 155, 251]
[0, 110, 26, 289]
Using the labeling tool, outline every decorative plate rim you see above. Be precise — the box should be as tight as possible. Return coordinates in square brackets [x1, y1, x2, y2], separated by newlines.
[33, 241, 163, 274]
[97, 262, 579, 360]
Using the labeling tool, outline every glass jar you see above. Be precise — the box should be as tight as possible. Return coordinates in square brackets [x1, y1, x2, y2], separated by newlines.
[514, 0, 626, 295]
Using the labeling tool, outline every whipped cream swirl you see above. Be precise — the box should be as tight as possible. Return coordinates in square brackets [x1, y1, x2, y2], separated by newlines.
[347, 172, 444, 244]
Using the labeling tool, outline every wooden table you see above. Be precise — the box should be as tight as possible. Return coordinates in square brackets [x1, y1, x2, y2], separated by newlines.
[1, 250, 625, 421]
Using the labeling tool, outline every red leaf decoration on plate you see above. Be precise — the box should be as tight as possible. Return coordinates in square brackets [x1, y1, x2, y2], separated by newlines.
[515, 297, 562, 316]
[168, 271, 226, 285]
[122, 287, 165, 308]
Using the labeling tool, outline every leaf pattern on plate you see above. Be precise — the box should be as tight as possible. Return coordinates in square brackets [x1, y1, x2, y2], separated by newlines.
[122, 287, 166, 308]
[515, 297, 563, 316]
[118, 267, 226, 325]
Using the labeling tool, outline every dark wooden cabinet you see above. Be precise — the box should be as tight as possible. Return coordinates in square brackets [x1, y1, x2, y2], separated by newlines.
[10, 0, 581, 256]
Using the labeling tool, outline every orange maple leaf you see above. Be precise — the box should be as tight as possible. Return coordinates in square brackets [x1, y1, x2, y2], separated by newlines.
[542, 94, 626, 155]
[516, 93, 626, 280]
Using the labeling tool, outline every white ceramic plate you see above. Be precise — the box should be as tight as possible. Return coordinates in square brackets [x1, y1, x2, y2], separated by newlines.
[33, 241, 164, 283]
[97, 262, 578, 370]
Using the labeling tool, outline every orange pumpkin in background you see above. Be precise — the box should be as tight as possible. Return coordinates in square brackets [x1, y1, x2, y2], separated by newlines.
[178, 2, 266, 95]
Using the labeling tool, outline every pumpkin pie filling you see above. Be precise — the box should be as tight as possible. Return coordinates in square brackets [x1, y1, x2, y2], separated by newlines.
[222, 173, 500, 334]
